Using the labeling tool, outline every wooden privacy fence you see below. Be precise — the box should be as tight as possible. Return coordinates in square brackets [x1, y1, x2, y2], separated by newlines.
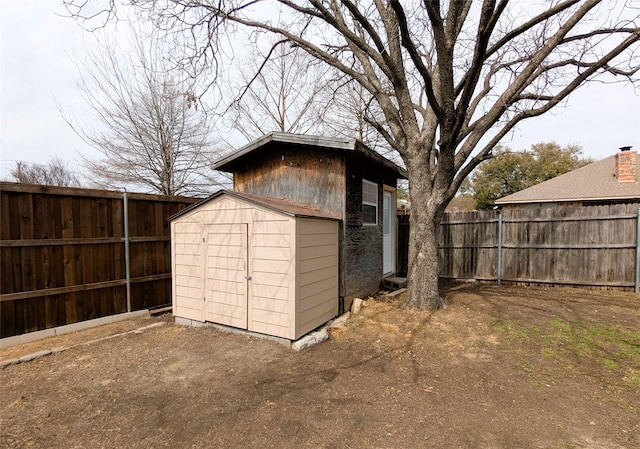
[437, 203, 639, 289]
[0, 182, 199, 338]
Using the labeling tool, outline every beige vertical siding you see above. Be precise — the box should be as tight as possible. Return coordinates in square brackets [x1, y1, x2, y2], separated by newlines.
[172, 194, 338, 340]
[295, 219, 339, 338]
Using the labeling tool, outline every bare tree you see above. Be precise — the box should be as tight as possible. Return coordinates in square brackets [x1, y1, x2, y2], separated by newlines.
[322, 80, 396, 160]
[10, 156, 82, 187]
[64, 23, 224, 196]
[69, 0, 640, 309]
[226, 41, 395, 158]
[224, 41, 333, 142]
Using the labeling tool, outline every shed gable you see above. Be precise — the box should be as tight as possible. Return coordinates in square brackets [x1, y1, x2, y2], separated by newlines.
[232, 145, 346, 219]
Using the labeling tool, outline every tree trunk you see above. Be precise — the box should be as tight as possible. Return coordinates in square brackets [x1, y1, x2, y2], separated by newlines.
[404, 158, 446, 311]
[404, 201, 444, 310]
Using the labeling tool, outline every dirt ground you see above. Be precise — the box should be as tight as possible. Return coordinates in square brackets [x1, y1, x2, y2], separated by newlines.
[1, 282, 639, 449]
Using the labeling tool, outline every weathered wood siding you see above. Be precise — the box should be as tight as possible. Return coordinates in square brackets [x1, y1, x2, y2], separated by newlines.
[295, 218, 339, 338]
[1, 182, 198, 338]
[436, 203, 638, 288]
[233, 145, 346, 218]
[343, 156, 400, 303]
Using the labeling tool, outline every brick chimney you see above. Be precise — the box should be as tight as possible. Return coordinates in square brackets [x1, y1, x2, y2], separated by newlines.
[615, 147, 636, 183]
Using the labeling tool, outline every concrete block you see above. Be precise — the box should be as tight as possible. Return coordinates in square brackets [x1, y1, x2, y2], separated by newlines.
[55, 310, 149, 336]
[19, 350, 52, 363]
[0, 359, 20, 370]
[137, 322, 166, 331]
[0, 336, 23, 350]
[0, 310, 151, 349]
[22, 329, 57, 343]
[383, 277, 408, 289]
[113, 310, 150, 322]
[175, 317, 206, 327]
[207, 323, 291, 346]
[55, 316, 113, 335]
[292, 328, 329, 351]
[327, 312, 351, 329]
[351, 298, 363, 314]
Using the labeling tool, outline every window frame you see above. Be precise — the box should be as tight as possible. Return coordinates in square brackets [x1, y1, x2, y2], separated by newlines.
[362, 178, 378, 226]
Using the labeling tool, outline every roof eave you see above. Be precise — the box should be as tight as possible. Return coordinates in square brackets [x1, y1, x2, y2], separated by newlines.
[213, 132, 356, 171]
[168, 189, 341, 222]
[213, 132, 407, 179]
[495, 195, 640, 205]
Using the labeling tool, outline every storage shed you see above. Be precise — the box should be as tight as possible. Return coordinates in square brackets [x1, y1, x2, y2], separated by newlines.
[213, 132, 407, 312]
[170, 190, 340, 340]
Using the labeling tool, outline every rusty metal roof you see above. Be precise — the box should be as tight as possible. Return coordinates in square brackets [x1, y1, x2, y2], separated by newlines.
[169, 189, 341, 222]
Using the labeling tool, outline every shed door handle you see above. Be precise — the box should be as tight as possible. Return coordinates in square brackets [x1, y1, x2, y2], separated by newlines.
[245, 275, 252, 281]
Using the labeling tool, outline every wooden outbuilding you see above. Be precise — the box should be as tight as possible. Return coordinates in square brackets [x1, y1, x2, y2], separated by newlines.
[170, 190, 339, 340]
[213, 132, 407, 313]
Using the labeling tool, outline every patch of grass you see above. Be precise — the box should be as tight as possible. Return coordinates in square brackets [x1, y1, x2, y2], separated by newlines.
[473, 338, 486, 347]
[625, 368, 640, 391]
[495, 317, 640, 391]
[514, 360, 554, 389]
[493, 318, 540, 341]
[619, 399, 636, 413]
[540, 348, 557, 359]
[599, 358, 619, 371]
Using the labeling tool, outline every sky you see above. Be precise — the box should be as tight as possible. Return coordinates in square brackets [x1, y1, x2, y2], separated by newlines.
[1, 1, 639, 182]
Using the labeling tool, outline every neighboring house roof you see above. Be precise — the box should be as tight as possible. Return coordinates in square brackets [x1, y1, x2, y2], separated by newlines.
[213, 132, 407, 179]
[169, 189, 341, 222]
[495, 155, 640, 205]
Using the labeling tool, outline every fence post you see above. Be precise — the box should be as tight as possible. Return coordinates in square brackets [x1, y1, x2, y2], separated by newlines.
[123, 192, 132, 312]
[497, 213, 503, 285]
[636, 208, 640, 293]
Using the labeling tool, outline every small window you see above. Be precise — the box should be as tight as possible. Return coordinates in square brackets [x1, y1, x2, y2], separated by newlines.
[362, 179, 378, 225]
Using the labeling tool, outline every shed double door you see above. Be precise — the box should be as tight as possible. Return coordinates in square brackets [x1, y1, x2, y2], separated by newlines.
[203, 224, 249, 329]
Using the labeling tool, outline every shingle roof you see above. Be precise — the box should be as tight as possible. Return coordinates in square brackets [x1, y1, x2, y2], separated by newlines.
[169, 190, 340, 222]
[495, 155, 640, 205]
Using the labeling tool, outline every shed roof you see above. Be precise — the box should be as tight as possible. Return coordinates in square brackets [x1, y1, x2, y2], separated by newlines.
[495, 155, 640, 205]
[213, 132, 407, 179]
[169, 189, 341, 222]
